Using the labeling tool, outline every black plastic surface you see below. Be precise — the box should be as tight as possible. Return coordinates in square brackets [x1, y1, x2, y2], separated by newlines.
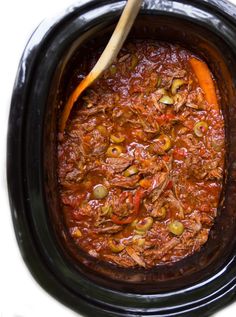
[7, 0, 236, 316]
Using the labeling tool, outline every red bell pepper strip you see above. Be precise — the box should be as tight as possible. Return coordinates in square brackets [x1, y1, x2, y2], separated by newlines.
[165, 180, 173, 190]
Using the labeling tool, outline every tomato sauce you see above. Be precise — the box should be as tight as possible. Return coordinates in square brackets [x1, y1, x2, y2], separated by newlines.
[58, 41, 225, 268]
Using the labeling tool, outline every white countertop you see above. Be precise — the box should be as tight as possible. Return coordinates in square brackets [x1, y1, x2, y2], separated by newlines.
[1, 0, 236, 316]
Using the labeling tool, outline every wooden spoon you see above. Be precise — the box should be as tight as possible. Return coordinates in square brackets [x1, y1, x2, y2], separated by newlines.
[59, 0, 143, 132]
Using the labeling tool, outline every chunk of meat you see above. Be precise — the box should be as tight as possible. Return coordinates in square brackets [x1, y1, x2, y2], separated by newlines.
[106, 190, 134, 219]
[79, 103, 113, 117]
[139, 159, 164, 175]
[109, 174, 140, 188]
[181, 134, 201, 152]
[104, 253, 135, 268]
[96, 224, 123, 234]
[144, 238, 179, 260]
[194, 228, 209, 246]
[166, 190, 184, 219]
[159, 68, 186, 89]
[185, 88, 206, 110]
[200, 213, 214, 226]
[61, 193, 86, 209]
[148, 172, 169, 202]
[105, 157, 133, 173]
[140, 115, 160, 134]
[207, 167, 223, 180]
[125, 246, 146, 267]
[81, 129, 109, 156]
[151, 89, 167, 113]
[187, 156, 222, 180]
[148, 196, 166, 217]
[174, 91, 188, 112]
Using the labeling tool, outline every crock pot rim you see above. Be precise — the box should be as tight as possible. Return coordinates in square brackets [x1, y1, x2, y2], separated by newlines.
[7, 0, 236, 316]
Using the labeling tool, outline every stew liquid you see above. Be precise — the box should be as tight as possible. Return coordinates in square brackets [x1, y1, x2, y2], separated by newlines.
[58, 41, 225, 268]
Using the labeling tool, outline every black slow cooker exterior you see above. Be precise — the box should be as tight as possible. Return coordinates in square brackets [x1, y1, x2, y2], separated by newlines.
[7, 0, 236, 316]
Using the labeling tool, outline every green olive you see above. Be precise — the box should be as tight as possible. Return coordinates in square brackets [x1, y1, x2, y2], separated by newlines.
[93, 184, 108, 199]
[211, 138, 224, 151]
[157, 134, 172, 152]
[148, 144, 155, 154]
[168, 220, 184, 236]
[134, 229, 146, 236]
[131, 219, 138, 227]
[123, 165, 139, 177]
[158, 88, 167, 95]
[171, 79, 186, 95]
[159, 95, 174, 105]
[101, 205, 113, 216]
[153, 207, 167, 220]
[135, 217, 153, 231]
[110, 134, 125, 143]
[133, 236, 145, 246]
[96, 125, 108, 136]
[106, 145, 123, 157]
[130, 54, 139, 70]
[110, 64, 117, 75]
[108, 239, 125, 253]
[194, 121, 208, 137]
[157, 77, 162, 87]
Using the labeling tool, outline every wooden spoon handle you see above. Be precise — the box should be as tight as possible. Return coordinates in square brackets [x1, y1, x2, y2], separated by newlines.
[90, 0, 143, 79]
[60, 0, 142, 132]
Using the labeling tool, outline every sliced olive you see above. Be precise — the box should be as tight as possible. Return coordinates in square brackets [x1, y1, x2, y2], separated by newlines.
[123, 165, 139, 177]
[110, 134, 125, 143]
[108, 239, 125, 253]
[168, 220, 184, 236]
[135, 217, 153, 231]
[110, 64, 117, 75]
[106, 145, 123, 157]
[133, 236, 145, 246]
[158, 88, 167, 95]
[157, 134, 172, 152]
[134, 229, 146, 236]
[96, 125, 108, 136]
[131, 219, 138, 227]
[171, 79, 186, 95]
[130, 54, 139, 70]
[194, 121, 208, 137]
[157, 77, 162, 87]
[148, 143, 155, 154]
[101, 205, 113, 216]
[93, 184, 108, 199]
[211, 137, 224, 151]
[152, 207, 167, 220]
[86, 102, 93, 108]
[159, 95, 174, 105]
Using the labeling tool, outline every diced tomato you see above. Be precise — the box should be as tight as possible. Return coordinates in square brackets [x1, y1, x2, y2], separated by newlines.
[183, 120, 194, 130]
[173, 148, 187, 160]
[62, 193, 86, 208]
[162, 155, 170, 162]
[139, 178, 152, 189]
[165, 113, 175, 120]
[156, 113, 175, 124]
[199, 203, 210, 212]
[199, 148, 206, 156]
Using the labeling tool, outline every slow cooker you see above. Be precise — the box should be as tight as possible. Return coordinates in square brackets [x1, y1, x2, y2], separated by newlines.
[7, 0, 236, 316]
